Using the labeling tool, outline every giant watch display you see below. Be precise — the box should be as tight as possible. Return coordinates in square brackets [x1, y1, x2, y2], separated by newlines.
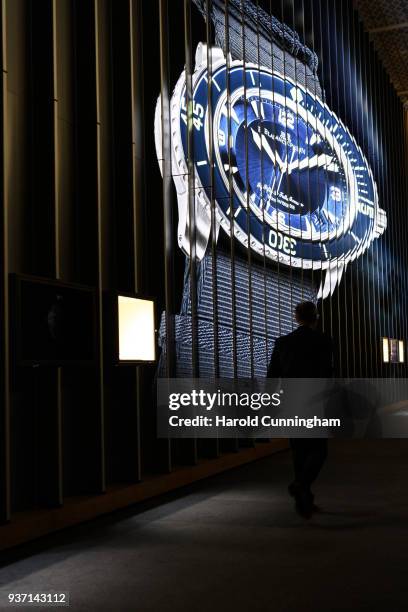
[155, 0, 387, 377]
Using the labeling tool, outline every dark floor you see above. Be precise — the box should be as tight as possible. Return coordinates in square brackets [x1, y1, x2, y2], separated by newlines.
[0, 440, 407, 611]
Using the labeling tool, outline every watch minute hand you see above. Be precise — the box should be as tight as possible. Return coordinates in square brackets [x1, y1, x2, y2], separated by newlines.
[287, 153, 337, 174]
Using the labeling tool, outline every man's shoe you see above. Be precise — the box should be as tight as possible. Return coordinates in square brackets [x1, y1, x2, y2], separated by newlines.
[288, 482, 297, 497]
[289, 482, 314, 519]
[295, 499, 313, 519]
[288, 482, 314, 502]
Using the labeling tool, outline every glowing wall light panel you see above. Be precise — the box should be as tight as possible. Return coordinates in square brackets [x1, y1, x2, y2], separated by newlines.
[118, 296, 156, 362]
[382, 338, 405, 364]
[399, 340, 405, 363]
[382, 338, 389, 363]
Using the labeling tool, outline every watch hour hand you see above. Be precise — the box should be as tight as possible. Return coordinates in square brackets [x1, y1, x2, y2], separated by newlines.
[250, 128, 285, 172]
[270, 144, 286, 173]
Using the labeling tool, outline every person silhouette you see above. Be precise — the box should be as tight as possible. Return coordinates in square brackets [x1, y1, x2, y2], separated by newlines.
[267, 301, 334, 518]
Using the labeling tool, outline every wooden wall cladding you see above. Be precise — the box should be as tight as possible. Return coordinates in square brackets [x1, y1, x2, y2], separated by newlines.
[0, 0, 271, 542]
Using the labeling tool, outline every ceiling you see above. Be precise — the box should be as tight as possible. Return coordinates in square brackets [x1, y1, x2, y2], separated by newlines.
[355, 0, 408, 107]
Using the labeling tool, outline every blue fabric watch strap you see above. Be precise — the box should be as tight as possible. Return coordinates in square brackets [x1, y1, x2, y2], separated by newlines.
[192, 0, 323, 99]
[158, 251, 316, 378]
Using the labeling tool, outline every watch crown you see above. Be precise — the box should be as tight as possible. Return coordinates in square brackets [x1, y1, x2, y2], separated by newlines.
[374, 207, 387, 238]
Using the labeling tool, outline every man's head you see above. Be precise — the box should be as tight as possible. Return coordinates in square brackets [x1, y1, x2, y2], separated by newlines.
[295, 301, 319, 328]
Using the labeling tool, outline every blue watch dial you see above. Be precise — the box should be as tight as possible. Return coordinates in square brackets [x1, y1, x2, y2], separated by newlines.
[218, 94, 348, 239]
[177, 61, 382, 270]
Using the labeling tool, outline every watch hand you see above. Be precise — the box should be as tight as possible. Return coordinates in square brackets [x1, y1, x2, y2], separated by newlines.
[271, 146, 286, 173]
[250, 128, 286, 172]
[277, 148, 294, 192]
[287, 154, 339, 174]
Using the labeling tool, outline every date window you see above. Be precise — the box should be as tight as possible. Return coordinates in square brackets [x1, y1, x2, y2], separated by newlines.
[278, 108, 295, 130]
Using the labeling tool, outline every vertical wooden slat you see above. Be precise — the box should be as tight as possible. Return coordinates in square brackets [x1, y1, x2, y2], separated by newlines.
[129, 0, 141, 295]
[93, 0, 106, 493]
[357, 21, 367, 374]
[129, 0, 142, 481]
[183, 0, 198, 465]
[52, 0, 77, 503]
[223, 0, 240, 454]
[194, 0, 219, 459]
[0, 0, 11, 523]
[68, 0, 105, 495]
[368, 40, 383, 377]
[158, 0, 176, 380]
[157, 0, 173, 473]
[402, 109, 408, 372]
[398, 105, 408, 374]
[25, 0, 63, 508]
[52, 0, 60, 279]
[46, 0, 63, 507]
[374, 46, 388, 375]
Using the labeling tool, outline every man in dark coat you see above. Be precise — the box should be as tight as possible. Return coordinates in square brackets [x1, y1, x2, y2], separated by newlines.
[267, 301, 333, 518]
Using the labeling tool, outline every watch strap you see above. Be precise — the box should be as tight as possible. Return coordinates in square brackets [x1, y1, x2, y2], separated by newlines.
[192, 0, 323, 99]
[158, 250, 317, 377]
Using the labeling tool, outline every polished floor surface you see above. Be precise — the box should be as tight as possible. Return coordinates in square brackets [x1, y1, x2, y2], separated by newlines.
[0, 439, 407, 611]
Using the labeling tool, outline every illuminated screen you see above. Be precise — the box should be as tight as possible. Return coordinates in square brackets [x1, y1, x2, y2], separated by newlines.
[118, 296, 156, 362]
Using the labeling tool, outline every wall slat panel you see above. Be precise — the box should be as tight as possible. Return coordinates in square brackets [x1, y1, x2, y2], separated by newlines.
[0, 0, 11, 524]
[157, 0, 176, 473]
[93, 0, 107, 492]
[129, 0, 144, 481]
[103, 0, 141, 484]
[61, 0, 105, 496]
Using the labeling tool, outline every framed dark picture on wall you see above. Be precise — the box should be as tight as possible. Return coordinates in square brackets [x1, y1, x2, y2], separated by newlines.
[10, 274, 98, 366]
